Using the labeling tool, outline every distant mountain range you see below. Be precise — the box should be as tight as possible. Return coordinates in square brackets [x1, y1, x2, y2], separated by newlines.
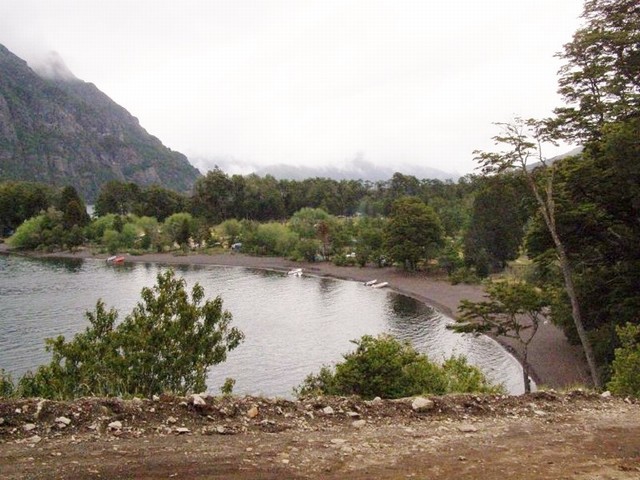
[0, 45, 200, 201]
[191, 154, 459, 183]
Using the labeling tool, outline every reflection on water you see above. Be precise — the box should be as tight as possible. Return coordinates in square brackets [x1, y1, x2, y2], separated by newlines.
[0, 255, 527, 396]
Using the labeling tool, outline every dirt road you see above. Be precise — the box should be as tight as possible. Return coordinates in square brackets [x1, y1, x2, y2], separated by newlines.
[2, 392, 639, 479]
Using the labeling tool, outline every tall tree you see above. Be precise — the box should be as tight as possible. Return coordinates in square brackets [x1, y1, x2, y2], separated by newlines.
[384, 196, 444, 271]
[475, 119, 601, 388]
[554, 0, 640, 141]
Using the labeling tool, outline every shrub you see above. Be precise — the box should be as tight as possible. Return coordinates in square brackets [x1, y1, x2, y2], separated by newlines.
[295, 334, 501, 399]
[608, 323, 640, 397]
[15, 269, 244, 399]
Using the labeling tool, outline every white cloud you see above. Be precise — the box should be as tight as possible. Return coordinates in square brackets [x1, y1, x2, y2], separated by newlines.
[0, 0, 584, 175]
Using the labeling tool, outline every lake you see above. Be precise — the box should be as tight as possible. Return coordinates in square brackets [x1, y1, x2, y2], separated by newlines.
[0, 254, 526, 396]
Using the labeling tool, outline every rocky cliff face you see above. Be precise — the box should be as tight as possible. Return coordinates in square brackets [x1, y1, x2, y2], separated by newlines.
[0, 45, 200, 201]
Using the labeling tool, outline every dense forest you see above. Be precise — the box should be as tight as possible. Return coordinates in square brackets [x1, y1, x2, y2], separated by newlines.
[1, 0, 639, 394]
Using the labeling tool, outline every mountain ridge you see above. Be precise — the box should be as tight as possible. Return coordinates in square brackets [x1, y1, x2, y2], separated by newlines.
[0, 44, 200, 201]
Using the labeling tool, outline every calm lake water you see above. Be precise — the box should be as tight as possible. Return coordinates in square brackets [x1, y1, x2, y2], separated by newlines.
[0, 254, 526, 396]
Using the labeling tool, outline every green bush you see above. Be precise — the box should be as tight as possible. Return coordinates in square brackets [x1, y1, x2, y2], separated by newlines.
[295, 334, 501, 399]
[608, 323, 640, 397]
[14, 269, 244, 399]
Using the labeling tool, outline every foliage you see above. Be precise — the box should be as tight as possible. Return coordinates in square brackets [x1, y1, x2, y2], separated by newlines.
[295, 334, 501, 399]
[242, 222, 299, 256]
[0, 369, 15, 398]
[384, 197, 444, 270]
[163, 213, 196, 247]
[608, 323, 640, 397]
[463, 174, 531, 273]
[554, 0, 640, 141]
[14, 269, 244, 399]
[0, 181, 56, 236]
[453, 281, 550, 393]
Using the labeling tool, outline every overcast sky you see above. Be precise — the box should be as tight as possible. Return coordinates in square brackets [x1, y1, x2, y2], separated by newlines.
[1, 1, 585, 176]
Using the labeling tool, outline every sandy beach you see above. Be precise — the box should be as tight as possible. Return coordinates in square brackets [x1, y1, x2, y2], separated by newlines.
[1, 245, 591, 389]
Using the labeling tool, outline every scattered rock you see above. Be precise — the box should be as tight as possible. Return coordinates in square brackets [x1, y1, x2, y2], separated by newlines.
[247, 406, 259, 418]
[322, 406, 334, 415]
[54, 417, 71, 428]
[191, 394, 206, 406]
[167, 416, 177, 424]
[108, 421, 122, 431]
[0, 417, 4, 425]
[346, 411, 360, 418]
[23, 423, 37, 432]
[458, 424, 477, 433]
[175, 427, 190, 434]
[35, 400, 47, 419]
[330, 438, 347, 445]
[601, 391, 612, 398]
[411, 397, 435, 413]
[27, 435, 42, 444]
[352, 420, 366, 428]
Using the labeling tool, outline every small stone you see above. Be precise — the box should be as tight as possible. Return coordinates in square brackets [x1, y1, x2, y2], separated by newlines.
[346, 411, 360, 418]
[281, 458, 290, 464]
[55, 416, 72, 426]
[216, 426, 226, 434]
[167, 416, 177, 424]
[27, 435, 42, 444]
[247, 406, 259, 418]
[330, 438, 346, 445]
[458, 455, 467, 461]
[35, 400, 47, 419]
[175, 427, 190, 434]
[15, 408, 22, 414]
[411, 397, 435, 412]
[352, 420, 366, 428]
[371, 397, 383, 404]
[152, 395, 160, 401]
[23, 423, 37, 432]
[458, 424, 477, 433]
[108, 421, 122, 430]
[322, 406, 334, 415]
[601, 391, 612, 398]
[533, 410, 547, 416]
[191, 394, 206, 406]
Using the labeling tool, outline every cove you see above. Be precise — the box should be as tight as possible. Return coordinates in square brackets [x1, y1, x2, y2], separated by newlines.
[0, 255, 526, 396]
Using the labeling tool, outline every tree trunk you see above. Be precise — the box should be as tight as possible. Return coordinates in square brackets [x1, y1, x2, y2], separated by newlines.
[525, 168, 602, 389]
[522, 349, 531, 394]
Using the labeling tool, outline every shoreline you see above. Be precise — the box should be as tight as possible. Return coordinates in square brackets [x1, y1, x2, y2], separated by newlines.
[0, 244, 591, 389]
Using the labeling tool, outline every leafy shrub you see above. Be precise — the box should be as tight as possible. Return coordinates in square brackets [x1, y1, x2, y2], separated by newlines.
[0, 369, 15, 398]
[608, 323, 640, 397]
[295, 334, 501, 399]
[15, 269, 244, 399]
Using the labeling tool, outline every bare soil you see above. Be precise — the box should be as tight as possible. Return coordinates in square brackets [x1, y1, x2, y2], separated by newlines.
[2, 392, 640, 479]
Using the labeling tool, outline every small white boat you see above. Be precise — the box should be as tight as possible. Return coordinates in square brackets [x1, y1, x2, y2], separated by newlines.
[364, 279, 378, 286]
[372, 281, 389, 289]
[106, 255, 125, 264]
[287, 268, 303, 277]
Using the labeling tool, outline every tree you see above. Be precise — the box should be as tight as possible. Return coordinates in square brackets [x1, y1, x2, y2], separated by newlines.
[463, 174, 531, 274]
[475, 119, 602, 389]
[190, 167, 233, 224]
[452, 281, 549, 393]
[295, 334, 500, 399]
[17, 269, 244, 399]
[384, 196, 444, 270]
[608, 323, 640, 397]
[0, 181, 55, 236]
[94, 181, 141, 216]
[554, 0, 640, 141]
[58, 185, 90, 230]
